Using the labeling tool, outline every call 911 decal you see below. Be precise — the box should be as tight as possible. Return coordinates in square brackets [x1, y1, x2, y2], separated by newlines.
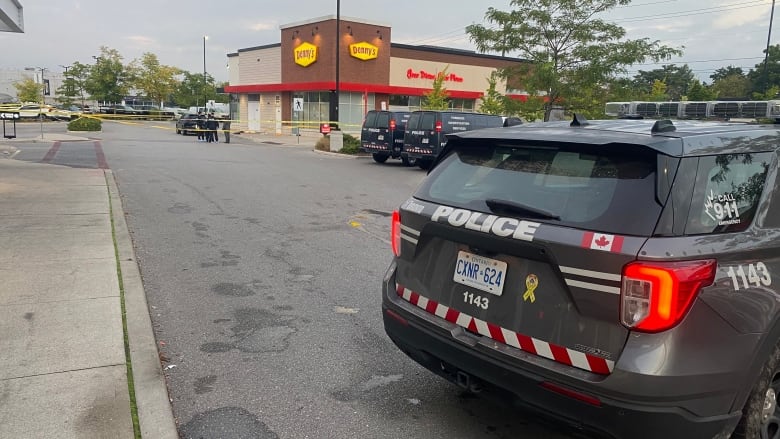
[726, 262, 772, 290]
[705, 190, 741, 227]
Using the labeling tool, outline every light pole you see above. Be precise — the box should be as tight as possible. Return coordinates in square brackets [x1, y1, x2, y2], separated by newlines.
[203, 35, 208, 112]
[59, 65, 71, 106]
[24, 66, 46, 139]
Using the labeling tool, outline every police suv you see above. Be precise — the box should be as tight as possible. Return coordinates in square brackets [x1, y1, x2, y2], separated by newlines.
[383, 115, 780, 438]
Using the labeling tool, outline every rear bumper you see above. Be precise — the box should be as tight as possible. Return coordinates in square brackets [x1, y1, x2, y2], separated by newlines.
[382, 276, 741, 438]
[360, 142, 402, 157]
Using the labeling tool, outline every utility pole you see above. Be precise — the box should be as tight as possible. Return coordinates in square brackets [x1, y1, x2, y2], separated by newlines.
[331, 0, 340, 129]
[763, 0, 776, 95]
[203, 35, 209, 112]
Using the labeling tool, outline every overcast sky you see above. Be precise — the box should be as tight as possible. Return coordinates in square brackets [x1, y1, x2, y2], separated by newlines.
[0, 0, 776, 83]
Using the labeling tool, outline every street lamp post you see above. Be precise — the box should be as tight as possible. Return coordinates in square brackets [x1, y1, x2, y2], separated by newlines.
[203, 35, 208, 113]
[24, 66, 46, 139]
[60, 65, 71, 106]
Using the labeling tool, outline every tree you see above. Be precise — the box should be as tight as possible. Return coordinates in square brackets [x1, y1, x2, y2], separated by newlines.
[711, 74, 750, 99]
[479, 72, 506, 114]
[130, 52, 182, 107]
[632, 64, 694, 100]
[170, 71, 226, 108]
[14, 77, 42, 103]
[686, 79, 717, 101]
[647, 79, 668, 101]
[67, 62, 91, 107]
[86, 46, 130, 103]
[466, 0, 680, 120]
[748, 44, 780, 96]
[710, 66, 744, 83]
[422, 67, 450, 110]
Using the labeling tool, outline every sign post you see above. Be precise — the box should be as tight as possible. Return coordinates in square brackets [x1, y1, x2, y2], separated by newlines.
[1, 111, 19, 139]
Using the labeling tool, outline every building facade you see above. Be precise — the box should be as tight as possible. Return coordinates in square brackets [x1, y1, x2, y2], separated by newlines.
[224, 15, 528, 134]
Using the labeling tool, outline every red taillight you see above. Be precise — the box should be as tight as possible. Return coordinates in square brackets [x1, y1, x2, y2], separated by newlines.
[435, 120, 442, 132]
[391, 210, 401, 257]
[621, 260, 716, 332]
[540, 382, 601, 407]
[390, 119, 396, 130]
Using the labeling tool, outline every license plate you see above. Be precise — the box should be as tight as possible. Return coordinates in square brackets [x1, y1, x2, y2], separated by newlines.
[453, 251, 507, 296]
[421, 138, 429, 144]
[378, 135, 384, 140]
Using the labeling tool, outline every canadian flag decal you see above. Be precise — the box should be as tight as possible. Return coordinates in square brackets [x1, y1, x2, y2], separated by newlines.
[581, 232, 624, 252]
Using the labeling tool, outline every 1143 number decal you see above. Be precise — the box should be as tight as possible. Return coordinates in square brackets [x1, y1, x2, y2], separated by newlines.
[726, 263, 772, 291]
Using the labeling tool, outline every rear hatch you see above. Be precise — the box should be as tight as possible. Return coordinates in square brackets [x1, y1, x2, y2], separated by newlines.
[360, 111, 391, 152]
[391, 111, 411, 154]
[404, 111, 439, 158]
[394, 138, 674, 374]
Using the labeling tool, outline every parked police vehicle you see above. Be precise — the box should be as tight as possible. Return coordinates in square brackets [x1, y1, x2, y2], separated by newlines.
[606, 100, 780, 121]
[360, 110, 413, 165]
[402, 111, 505, 169]
[383, 115, 780, 438]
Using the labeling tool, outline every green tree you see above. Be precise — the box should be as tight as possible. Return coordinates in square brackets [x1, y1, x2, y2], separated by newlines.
[710, 66, 744, 83]
[686, 79, 717, 101]
[14, 77, 42, 103]
[422, 67, 450, 110]
[466, 0, 680, 120]
[748, 44, 780, 96]
[67, 62, 91, 107]
[633, 64, 694, 100]
[170, 71, 225, 107]
[505, 96, 546, 121]
[647, 79, 668, 101]
[130, 52, 182, 107]
[711, 74, 751, 99]
[479, 72, 506, 114]
[86, 46, 130, 103]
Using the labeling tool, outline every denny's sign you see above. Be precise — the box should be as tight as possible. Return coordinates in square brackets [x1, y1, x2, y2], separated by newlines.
[349, 42, 379, 61]
[294, 42, 318, 67]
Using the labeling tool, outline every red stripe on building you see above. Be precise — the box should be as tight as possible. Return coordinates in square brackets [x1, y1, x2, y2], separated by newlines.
[224, 81, 484, 99]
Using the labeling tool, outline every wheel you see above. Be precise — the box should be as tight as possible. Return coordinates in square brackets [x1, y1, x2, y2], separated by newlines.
[402, 156, 417, 167]
[182, 130, 188, 136]
[733, 343, 780, 438]
[372, 153, 389, 164]
[176, 129, 181, 134]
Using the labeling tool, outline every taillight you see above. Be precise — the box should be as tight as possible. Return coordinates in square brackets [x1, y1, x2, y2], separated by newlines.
[621, 260, 716, 332]
[390, 119, 396, 130]
[435, 120, 442, 132]
[391, 210, 401, 257]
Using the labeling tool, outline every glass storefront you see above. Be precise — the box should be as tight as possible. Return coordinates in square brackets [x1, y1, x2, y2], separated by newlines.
[292, 91, 374, 132]
[388, 95, 476, 112]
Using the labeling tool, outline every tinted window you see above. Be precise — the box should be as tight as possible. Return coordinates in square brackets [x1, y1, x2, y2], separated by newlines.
[407, 113, 421, 130]
[416, 141, 661, 235]
[420, 113, 436, 130]
[393, 112, 411, 130]
[363, 111, 377, 128]
[685, 153, 771, 234]
[376, 112, 390, 129]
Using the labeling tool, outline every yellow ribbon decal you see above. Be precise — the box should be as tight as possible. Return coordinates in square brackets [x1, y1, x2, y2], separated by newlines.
[523, 274, 539, 303]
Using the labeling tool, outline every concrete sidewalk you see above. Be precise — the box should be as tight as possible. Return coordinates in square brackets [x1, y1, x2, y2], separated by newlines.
[0, 159, 177, 438]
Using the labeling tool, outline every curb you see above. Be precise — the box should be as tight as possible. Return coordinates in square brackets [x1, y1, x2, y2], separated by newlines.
[106, 170, 179, 439]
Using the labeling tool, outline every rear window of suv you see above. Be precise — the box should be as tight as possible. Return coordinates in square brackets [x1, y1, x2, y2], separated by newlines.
[685, 152, 771, 234]
[415, 141, 662, 236]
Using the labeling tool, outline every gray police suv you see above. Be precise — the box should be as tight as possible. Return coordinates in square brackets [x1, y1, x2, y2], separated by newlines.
[382, 116, 780, 438]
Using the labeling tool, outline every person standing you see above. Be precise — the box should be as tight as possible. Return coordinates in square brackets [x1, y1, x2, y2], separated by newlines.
[196, 111, 205, 141]
[222, 116, 231, 144]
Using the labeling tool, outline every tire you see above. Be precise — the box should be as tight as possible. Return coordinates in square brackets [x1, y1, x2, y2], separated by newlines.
[402, 156, 417, 167]
[732, 343, 780, 438]
[176, 129, 181, 134]
[418, 159, 432, 170]
[372, 153, 389, 164]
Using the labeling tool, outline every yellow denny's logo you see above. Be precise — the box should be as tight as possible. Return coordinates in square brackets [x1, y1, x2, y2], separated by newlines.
[349, 41, 379, 61]
[294, 42, 318, 67]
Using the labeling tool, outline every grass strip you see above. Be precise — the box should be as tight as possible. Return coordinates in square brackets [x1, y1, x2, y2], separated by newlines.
[106, 173, 142, 439]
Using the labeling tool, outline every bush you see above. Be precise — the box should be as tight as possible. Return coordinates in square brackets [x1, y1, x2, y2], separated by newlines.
[315, 136, 330, 151]
[339, 133, 361, 154]
[68, 116, 102, 131]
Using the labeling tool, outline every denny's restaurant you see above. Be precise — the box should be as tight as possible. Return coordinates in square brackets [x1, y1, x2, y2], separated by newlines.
[224, 15, 527, 134]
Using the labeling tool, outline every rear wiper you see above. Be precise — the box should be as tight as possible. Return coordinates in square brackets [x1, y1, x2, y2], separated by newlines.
[485, 198, 560, 220]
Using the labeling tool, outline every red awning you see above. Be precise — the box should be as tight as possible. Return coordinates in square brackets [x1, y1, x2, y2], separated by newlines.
[224, 81, 484, 99]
